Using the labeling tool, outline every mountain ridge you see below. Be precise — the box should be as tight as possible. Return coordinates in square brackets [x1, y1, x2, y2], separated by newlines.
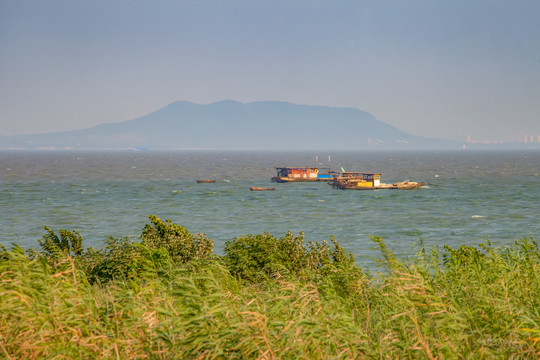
[0, 100, 457, 150]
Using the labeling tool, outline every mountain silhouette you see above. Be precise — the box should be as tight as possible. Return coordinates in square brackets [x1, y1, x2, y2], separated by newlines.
[0, 100, 454, 150]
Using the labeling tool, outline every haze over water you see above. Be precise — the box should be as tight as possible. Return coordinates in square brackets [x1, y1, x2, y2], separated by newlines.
[1, 150, 539, 267]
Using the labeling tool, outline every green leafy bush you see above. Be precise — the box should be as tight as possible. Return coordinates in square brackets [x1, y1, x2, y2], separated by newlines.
[38, 226, 83, 259]
[34, 215, 214, 283]
[141, 215, 214, 263]
[84, 236, 143, 282]
[223, 231, 363, 288]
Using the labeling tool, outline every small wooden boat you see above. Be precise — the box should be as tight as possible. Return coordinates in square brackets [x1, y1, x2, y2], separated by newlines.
[196, 179, 215, 183]
[250, 187, 275, 191]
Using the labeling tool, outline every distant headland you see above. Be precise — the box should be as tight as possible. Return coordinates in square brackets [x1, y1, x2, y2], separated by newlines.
[0, 100, 537, 150]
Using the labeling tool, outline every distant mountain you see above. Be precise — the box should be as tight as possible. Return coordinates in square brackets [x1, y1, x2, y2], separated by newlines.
[0, 100, 458, 150]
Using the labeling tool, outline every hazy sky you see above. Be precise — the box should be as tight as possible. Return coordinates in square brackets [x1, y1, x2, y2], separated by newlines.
[1, 0, 539, 141]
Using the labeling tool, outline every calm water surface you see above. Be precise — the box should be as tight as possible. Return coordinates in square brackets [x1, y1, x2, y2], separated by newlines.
[1, 150, 539, 266]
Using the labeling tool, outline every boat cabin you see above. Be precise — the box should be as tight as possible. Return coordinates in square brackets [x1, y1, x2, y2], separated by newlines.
[330, 172, 381, 188]
[357, 173, 381, 187]
[272, 167, 332, 182]
[275, 167, 319, 179]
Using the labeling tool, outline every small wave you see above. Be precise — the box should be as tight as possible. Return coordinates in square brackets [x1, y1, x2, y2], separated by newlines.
[471, 215, 485, 219]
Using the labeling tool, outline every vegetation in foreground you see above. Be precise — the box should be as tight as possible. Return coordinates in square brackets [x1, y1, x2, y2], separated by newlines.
[1, 215, 539, 359]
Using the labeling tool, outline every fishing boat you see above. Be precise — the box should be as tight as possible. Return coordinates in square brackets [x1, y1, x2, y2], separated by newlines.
[196, 179, 216, 183]
[250, 187, 275, 191]
[329, 173, 426, 190]
[271, 167, 333, 182]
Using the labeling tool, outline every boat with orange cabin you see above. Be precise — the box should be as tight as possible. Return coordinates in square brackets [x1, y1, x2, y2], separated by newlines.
[329, 172, 426, 190]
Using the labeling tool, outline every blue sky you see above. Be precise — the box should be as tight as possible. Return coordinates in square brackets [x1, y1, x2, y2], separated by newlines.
[1, 0, 539, 141]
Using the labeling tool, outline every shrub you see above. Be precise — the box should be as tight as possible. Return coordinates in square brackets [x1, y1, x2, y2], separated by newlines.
[141, 215, 214, 263]
[224, 231, 306, 282]
[223, 232, 364, 288]
[84, 236, 142, 282]
[0, 244, 8, 262]
[32, 217, 214, 283]
[38, 226, 83, 260]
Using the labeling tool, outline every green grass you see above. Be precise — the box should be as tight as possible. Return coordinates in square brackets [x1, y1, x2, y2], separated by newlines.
[0, 216, 539, 359]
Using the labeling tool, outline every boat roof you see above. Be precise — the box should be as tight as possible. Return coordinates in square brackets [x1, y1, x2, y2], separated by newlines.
[339, 172, 381, 176]
[275, 166, 330, 170]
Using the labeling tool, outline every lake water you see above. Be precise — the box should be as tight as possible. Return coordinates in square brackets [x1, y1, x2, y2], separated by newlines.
[1, 150, 539, 267]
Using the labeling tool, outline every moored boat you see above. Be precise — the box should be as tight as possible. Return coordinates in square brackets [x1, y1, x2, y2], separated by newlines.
[196, 179, 216, 183]
[329, 173, 426, 190]
[250, 187, 275, 191]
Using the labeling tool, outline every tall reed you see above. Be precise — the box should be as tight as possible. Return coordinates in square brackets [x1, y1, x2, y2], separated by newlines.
[0, 217, 538, 359]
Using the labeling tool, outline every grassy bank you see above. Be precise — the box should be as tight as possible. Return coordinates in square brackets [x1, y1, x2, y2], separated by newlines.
[1, 216, 539, 359]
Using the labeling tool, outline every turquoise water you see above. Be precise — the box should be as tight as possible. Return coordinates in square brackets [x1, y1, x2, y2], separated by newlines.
[1, 150, 539, 266]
